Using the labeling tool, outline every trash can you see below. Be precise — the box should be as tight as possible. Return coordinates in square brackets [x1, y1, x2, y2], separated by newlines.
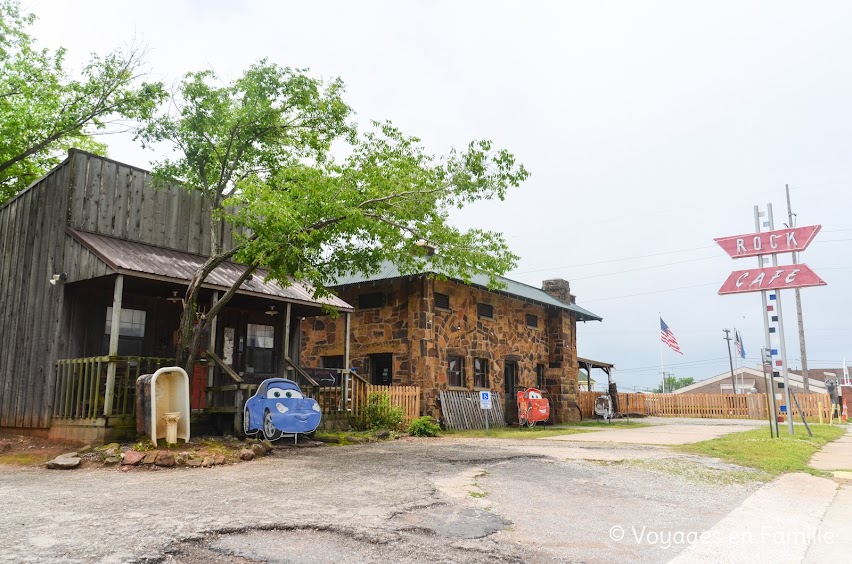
[136, 367, 191, 446]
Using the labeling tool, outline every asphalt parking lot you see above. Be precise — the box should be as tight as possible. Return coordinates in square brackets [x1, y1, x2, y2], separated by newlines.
[0, 422, 770, 563]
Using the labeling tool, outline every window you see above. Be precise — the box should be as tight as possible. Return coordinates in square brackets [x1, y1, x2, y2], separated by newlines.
[435, 292, 450, 310]
[321, 355, 344, 369]
[104, 308, 146, 356]
[246, 324, 274, 374]
[448, 355, 464, 387]
[536, 364, 546, 389]
[477, 303, 493, 319]
[526, 314, 538, 328]
[474, 358, 489, 388]
[358, 292, 386, 309]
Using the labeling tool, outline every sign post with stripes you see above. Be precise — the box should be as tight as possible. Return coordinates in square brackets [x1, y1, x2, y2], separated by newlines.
[714, 205, 825, 436]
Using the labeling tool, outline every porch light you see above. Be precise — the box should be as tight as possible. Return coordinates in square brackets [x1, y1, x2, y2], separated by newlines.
[49, 272, 67, 286]
[265, 305, 279, 316]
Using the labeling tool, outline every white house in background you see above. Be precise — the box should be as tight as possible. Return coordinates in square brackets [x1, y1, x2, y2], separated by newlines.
[673, 366, 828, 396]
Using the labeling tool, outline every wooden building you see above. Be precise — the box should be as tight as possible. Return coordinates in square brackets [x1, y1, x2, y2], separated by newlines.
[300, 264, 602, 423]
[0, 149, 352, 443]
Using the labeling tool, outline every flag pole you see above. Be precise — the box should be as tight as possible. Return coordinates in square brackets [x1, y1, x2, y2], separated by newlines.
[659, 313, 665, 393]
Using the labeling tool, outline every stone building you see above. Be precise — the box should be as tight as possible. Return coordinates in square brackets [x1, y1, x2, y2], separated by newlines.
[299, 263, 601, 423]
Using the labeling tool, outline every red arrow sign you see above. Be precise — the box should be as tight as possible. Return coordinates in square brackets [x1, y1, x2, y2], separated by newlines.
[714, 225, 821, 259]
[718, 264, 826, 295]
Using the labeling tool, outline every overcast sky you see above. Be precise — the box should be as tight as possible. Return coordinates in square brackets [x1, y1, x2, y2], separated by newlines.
[28, 0, 852, 390]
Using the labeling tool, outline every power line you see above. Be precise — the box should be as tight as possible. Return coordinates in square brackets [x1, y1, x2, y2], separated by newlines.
[582, 282, 718, 303]
[512, 244, 717, 275]
[570, 255, 724, 281]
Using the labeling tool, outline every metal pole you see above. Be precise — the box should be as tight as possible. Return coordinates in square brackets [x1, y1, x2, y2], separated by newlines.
[755, 206, 779, 437]
[723, 329, 737, 394]
[766, 203, 795, 436]
[786, 184, 810, 392]
[761, 347, 776, 438]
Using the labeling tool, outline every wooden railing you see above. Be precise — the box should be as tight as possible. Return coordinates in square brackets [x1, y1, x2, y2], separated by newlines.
[578, 390, 833, 420]
[306, 369, 420, 426]
[54, 356, 175, 419]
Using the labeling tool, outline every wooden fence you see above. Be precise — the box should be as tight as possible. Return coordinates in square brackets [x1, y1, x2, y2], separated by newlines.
[578, 391, 834, 421]
[312, 374, 421, 426]
[439, 390, 507, 430]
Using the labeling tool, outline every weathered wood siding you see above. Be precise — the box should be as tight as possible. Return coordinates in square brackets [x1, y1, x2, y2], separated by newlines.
[66, 149, 232, 255]
[0, 149, 249, 429]
[0, 158, 72, 428]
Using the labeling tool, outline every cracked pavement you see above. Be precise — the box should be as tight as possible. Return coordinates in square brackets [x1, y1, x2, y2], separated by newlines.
[0, 433, 766, 563]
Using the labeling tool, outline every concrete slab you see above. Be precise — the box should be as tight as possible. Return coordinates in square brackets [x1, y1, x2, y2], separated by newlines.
[540, 423, 751, 445]
[669, 473, 837, 564]
[809, 427, 852, 471]
[804, 484, 852, 562]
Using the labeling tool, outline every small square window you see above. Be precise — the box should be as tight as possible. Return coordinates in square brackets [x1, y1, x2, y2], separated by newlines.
[435, 292, 450, 310]
[358, 292, 386, 309]
[474, 358, 489, 388]
[477, 303, 493, 319]
[448, 355, 464, 387]
[526, 314, 538, 328]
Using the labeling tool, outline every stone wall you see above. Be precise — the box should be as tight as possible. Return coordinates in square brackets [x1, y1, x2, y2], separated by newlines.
[300, 276, 581, 423]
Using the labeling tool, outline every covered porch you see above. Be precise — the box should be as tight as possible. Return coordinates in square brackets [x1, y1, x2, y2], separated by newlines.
[50, 229, 354, 443]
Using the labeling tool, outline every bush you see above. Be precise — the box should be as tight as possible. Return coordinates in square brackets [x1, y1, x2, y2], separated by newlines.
[364, 392, 404, 430]
[408, 416, 441, 437]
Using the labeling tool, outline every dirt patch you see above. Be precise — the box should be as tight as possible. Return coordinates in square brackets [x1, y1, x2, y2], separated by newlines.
[0, 431, 80, 466]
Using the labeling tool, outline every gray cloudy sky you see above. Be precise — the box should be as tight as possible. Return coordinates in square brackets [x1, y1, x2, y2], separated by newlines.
[29, 0, 852, 390]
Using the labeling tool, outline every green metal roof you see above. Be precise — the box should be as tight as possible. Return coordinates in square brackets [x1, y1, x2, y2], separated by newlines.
[335, 262, 602, 322]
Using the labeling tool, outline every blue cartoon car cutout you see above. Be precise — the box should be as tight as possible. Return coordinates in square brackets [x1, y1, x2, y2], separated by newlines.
[243, 378, 322, 441]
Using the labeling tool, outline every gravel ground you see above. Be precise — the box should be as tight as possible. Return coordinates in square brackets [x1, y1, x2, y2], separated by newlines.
[0, 435, 763, 563]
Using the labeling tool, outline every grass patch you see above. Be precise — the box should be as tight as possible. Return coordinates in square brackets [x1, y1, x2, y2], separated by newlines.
[445, 425, 596, 439]
[678, 425, 845, 477]
[622, 458, 770, 485]
[314, 429, 398, 445]
[0, 453, 53, 466]
[567, 420, 654, 429]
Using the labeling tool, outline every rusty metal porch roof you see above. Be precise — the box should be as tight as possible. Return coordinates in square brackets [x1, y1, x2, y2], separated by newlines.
[68, 228, 353, 311]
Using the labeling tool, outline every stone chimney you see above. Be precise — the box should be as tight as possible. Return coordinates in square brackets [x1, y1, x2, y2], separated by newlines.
[542, 278, 575, 304]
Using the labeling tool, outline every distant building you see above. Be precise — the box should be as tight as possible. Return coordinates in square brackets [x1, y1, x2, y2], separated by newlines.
[673, 366, 828, 396]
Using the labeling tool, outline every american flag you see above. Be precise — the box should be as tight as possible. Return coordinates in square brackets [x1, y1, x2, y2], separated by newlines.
[735, 330, 746, 359]
[660, 318, 683, 354]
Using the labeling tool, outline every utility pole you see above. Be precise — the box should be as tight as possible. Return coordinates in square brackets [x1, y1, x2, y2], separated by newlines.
[786, 184, 810, 391]
[723, 329, 738, 394]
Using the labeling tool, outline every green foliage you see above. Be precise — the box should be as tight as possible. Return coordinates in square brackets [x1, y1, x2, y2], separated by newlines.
[0, 0, 166, 203]
[407, 416, 442, 437]
[140, 60, 528, 372]
[364, 392, 404, 430]
[653, 376, 695, 393]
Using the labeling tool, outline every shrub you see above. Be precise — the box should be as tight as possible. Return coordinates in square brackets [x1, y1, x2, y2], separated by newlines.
[364, 392, 404, 430]
[408, 416, 441, 437]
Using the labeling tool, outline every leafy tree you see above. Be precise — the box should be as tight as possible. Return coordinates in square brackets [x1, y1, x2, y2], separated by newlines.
[653, 376, 695, 393]
[0, 0, 165, 203]
[139, 60, 529, 372]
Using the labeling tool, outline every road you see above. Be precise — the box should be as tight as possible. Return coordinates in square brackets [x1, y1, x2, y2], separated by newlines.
[0, 421, 846, 563]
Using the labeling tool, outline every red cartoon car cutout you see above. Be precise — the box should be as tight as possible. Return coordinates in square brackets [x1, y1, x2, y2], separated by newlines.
[517, 388, 550, 427]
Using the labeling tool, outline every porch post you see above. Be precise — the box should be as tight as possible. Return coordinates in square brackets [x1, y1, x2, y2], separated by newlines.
[207, 291, 219, 406]
[343, 311, 351, 406]
[283, 302, 291, 377]
[104, 274, 124, 416]
[344, 311, 351, 370]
